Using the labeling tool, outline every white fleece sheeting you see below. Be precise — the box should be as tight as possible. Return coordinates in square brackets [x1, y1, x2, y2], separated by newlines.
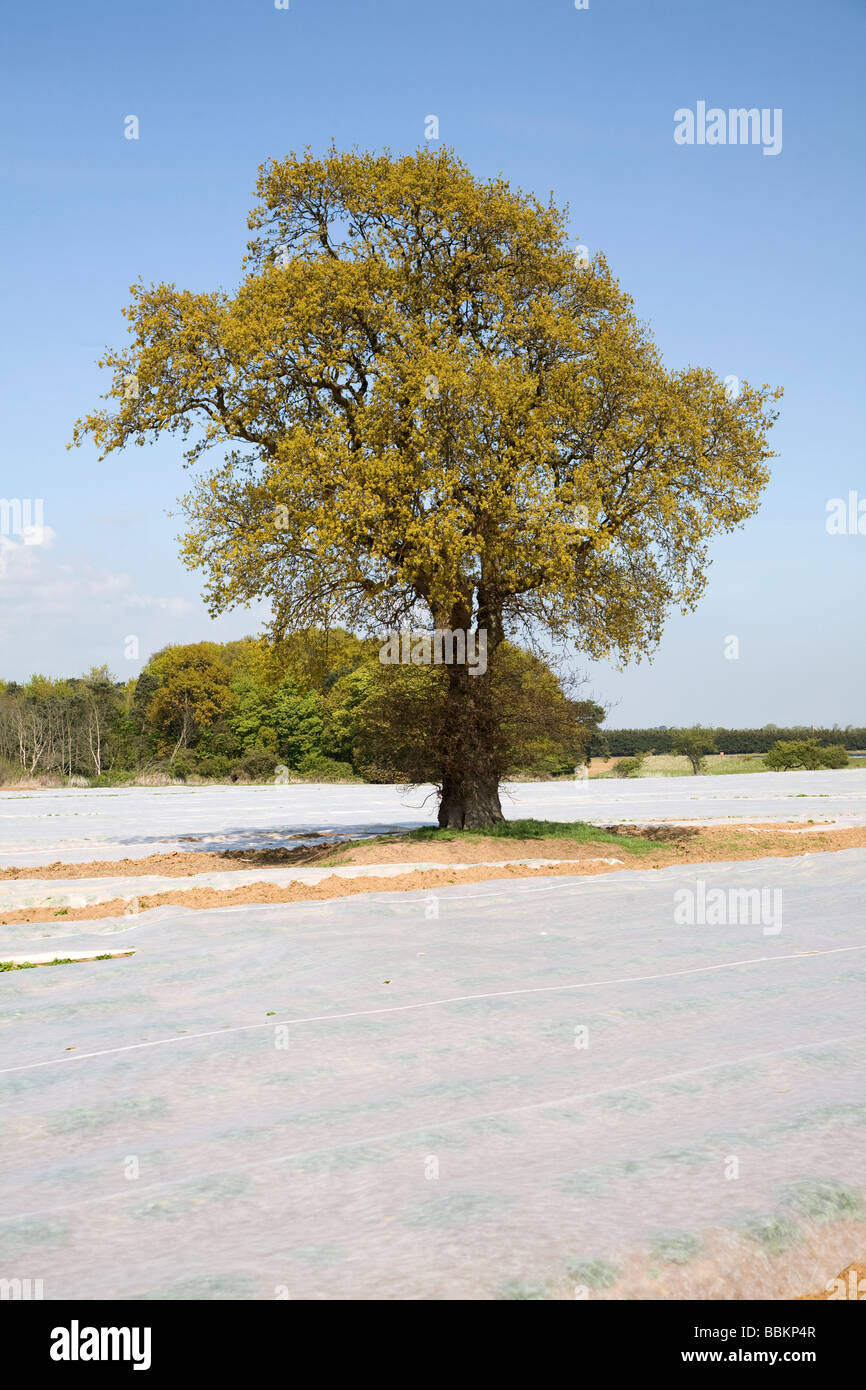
[0, 858, 624, 914]
[1, 850, 864, 1299]
[1, 770, 865, 869]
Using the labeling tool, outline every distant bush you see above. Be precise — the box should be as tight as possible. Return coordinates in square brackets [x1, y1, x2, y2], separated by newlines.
[612, 756, 644, 778]
[764, 741, 810, 770]
[764, 739, 850, 771]
[818, 744, 850, 768]
[90, 769, 133, 787]
[235, 749, 278, 781]
[170, 751, 199, 780]
[296, 754, 358, 782]
[196, 754, 233, 779]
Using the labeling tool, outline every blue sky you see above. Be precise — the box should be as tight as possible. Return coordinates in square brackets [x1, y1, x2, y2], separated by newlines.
[1, 0, 863, 726]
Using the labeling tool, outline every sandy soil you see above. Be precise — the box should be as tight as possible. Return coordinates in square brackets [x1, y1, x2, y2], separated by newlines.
[0, 860, 672, 925]
[587, 757, 616, 776]
[798, 1261, 866, 1301]
[2, 823, 865, 926]
[1, 821, 860, 882]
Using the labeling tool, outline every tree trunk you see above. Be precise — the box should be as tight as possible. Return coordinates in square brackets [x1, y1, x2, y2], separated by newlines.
[438, 772, 504, 829]
[435, 595, 505, 828]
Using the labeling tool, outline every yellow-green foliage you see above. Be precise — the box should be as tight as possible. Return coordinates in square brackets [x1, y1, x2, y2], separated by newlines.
[72, 145, 781, 662]
[145, 643, 237, 756]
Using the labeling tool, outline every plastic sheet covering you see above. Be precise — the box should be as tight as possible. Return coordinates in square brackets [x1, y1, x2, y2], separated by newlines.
[1, 850, 864, 1299]
[1, 770, 865, 869]
[0, 859, 624, 913]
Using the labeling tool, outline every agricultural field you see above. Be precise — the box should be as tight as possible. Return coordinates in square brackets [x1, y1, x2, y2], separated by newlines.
[589, 753, 866, 778]
[4, 0, 864, 1344]
[2, 772, 865, 1300]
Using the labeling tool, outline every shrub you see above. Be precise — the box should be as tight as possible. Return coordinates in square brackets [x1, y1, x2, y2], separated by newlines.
[196, 754, 232, 779]
[296, 753, 357, 782]
[612, 756, 643, 778]
[818, 744, 849, 768]
[236, 749, 278, 781]
[765, 739, 849, 771]
[90, 769, 134, 787]
[170, 751, 199, 780]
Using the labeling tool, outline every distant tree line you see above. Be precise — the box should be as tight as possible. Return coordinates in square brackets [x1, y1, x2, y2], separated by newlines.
[0, 668, 126, 780]
[0, 632, 604, 786]
[5, 647, 856, 788]
[601, 726, 866, 757]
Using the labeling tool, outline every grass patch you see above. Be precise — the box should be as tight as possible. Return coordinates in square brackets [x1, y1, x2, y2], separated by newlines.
[566, 1257, 620, 1289]
[496, 1279, 556, 1300]
[317, 818, 655, 864]
[595, 754, 769, 778]
[650, 1231, 701, 1265]
[0, 953, 131, 971]
[402, 819, 653, 853]
[780, 1178, 861, 1223]
[740, 1213, 802, 1256]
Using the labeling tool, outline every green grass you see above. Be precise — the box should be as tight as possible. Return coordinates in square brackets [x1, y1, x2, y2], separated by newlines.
[740, 1213, 802, 1256]
[650, 1231, 702, 1265]
[566, 1257, 620, 1289]
[597, 752, 864, 778]
[596, 754, 769, 778]
[1, 956, 74, 971]
[0, 953, 127, 972]
[331, 819, 654, 857]
[496, 1279, 556, 1300]
[780, 1178, 861, 1223]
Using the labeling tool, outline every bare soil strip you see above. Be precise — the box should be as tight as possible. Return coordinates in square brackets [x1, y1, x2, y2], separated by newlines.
[2, 824, 865, 926]
[1, 821, 861, 882]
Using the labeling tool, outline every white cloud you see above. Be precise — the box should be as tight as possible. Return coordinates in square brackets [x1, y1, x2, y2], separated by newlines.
[0, 532, 207, 678]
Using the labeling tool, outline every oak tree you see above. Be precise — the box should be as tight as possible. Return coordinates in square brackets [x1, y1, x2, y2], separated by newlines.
[73, 146, 781, 826]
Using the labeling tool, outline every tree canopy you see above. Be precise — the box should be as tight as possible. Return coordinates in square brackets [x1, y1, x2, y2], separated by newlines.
[671, 725, 718, 775]
[72, 145, 781, 824]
